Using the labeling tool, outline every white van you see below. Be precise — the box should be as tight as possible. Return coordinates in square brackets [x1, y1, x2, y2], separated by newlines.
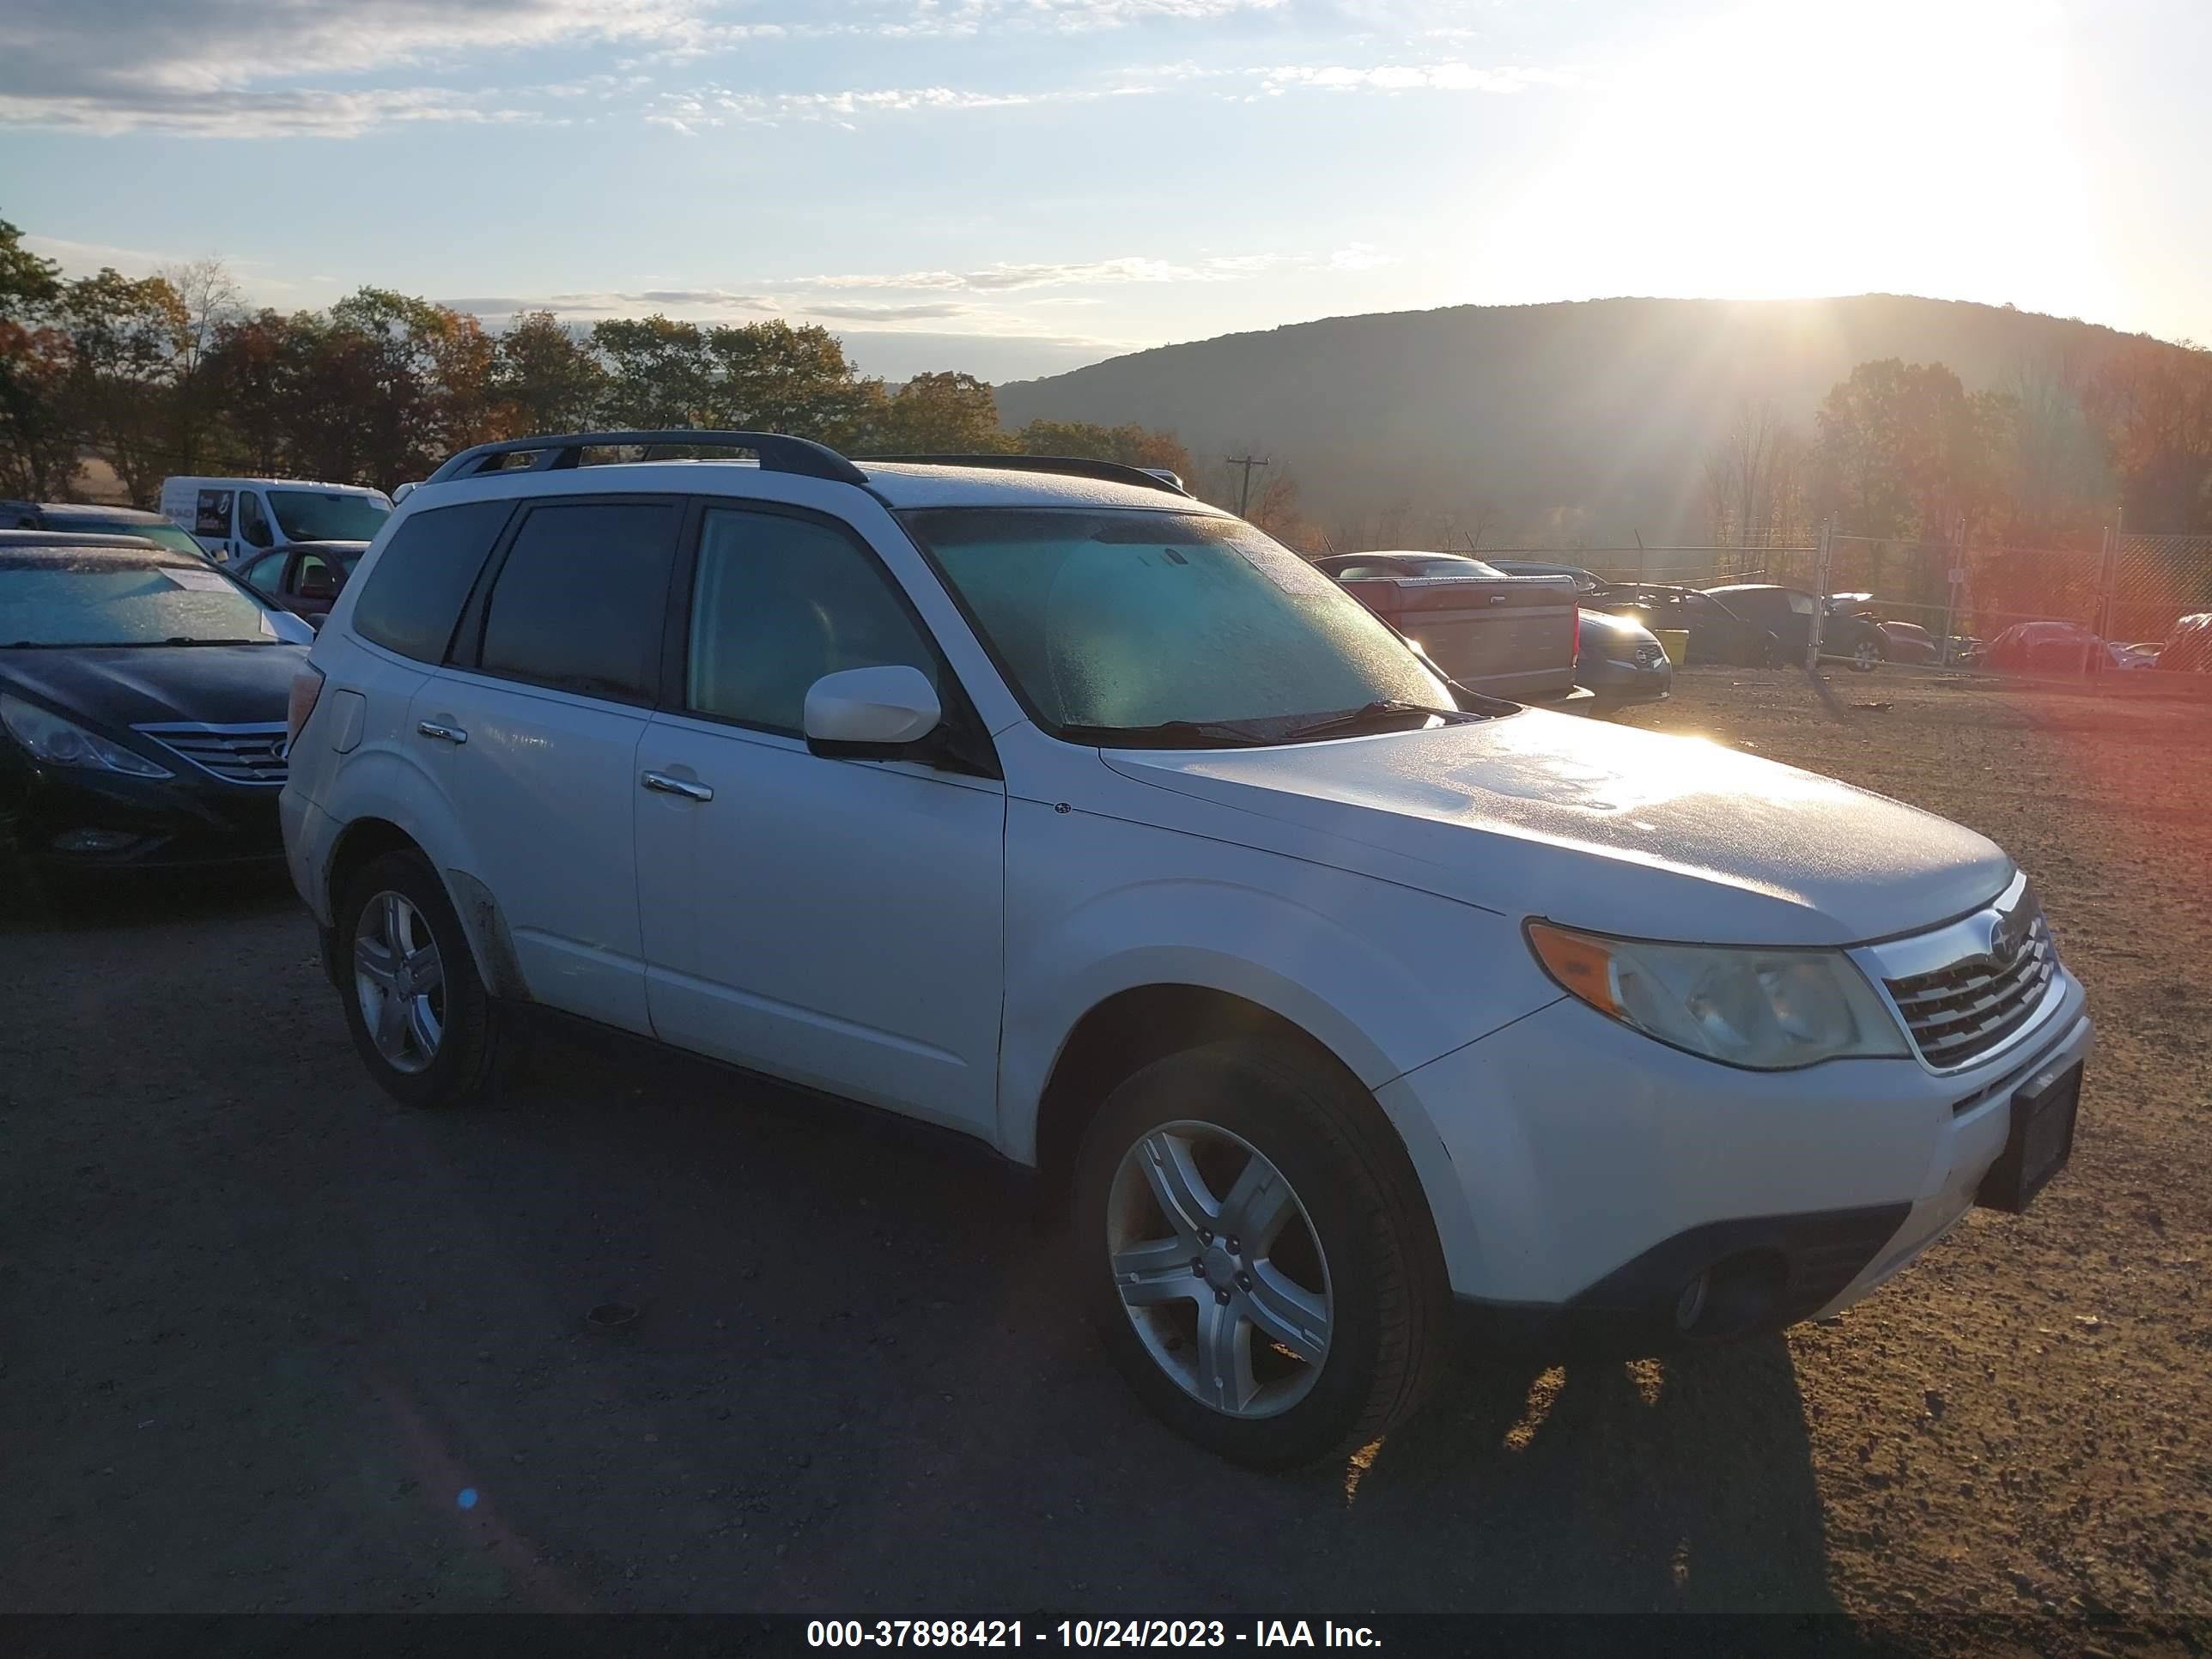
[158, 477, 392, 564]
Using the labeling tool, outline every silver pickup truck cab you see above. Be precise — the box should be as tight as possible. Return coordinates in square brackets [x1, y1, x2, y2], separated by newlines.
[1313, 551, 1580, 703]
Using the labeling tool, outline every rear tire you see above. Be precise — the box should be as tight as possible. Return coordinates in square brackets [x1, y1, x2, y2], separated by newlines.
[335, 849, 504, 1109]
[1072, 1040, 1452, 1468]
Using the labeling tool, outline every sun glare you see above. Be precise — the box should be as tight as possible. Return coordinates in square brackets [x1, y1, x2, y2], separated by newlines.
[1498, 0, 2112, 319]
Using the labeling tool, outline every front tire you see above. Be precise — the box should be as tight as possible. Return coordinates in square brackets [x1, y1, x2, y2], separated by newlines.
[336, 849, 504, 1109]
[1073, 1041, 1451, 1468]
[1849, 634, 1882, 672]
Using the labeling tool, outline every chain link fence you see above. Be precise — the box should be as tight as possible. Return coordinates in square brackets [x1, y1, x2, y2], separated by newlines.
[1473, 532, 2212, 676]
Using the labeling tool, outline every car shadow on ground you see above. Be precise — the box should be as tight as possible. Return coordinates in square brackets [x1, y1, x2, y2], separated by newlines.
[0, 863, 296, 936]
[343, 1018, 1846, 1616]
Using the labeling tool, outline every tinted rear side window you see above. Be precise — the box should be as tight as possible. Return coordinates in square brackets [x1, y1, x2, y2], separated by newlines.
[477, 500, 680, 704]
[352, 501, 511, 663]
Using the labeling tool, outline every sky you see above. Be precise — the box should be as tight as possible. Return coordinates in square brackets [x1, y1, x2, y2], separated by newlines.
[2, 0, 2206, 384]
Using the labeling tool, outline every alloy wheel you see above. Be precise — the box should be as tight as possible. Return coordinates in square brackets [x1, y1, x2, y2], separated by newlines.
[1104, 1120, 1333, 1419]
[353, 890, 446, 1073]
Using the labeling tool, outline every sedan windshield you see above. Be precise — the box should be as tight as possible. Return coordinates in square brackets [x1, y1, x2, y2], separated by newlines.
[0, 552, 279, 647]
[902, 507, 1453, 740]
[269, 489, 389, 542]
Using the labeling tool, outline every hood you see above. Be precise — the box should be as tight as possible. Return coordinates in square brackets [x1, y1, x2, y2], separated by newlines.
[0, 643, 307, 730]
[1103, 709, 2012, 947]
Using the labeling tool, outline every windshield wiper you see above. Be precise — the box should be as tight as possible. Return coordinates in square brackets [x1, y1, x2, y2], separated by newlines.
[1057, 718, 1281, 749]
[1272, 701, 1474, 742]
[160, 636, 264, 647]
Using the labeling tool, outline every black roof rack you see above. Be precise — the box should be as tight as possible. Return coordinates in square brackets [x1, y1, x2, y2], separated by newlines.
[423, 430, 868, 488]
[858, 454, 1192, 498]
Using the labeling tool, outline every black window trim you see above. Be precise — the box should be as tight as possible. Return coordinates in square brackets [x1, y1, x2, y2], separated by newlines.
[665, 495, 1000, 779]
[447, 491, 678, 708]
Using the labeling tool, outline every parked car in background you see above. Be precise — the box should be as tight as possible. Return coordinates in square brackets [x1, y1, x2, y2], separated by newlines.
[1570, 605, 1673, 709]
[158, 476, 392, 564]
[1705, 583, 1887, 672]
[1985, 622, 2154, 673]
[2157, 613, 2212, 673]
[284, 429, 2092, 1468]
[1, 501, 215, 560]
[0, 529, 314, 888]
[1313, 551, 1582, 703]
[233, 541, 370, 624]
[1877, 620, 1942, 664]
[1589, 584, 1784, 666]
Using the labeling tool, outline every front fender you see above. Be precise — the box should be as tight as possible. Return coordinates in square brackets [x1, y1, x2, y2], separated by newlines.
[1000, 802, 1561, 1279]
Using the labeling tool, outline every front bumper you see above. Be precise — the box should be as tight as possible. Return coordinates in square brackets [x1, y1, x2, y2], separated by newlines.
[1381, 969, 2092, 1350]
[2, 755, 283, 871]
[1577, 655, 1674, 708]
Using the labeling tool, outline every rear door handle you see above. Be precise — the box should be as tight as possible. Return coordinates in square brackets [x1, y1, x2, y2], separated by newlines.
[416, 720, 467, 744]
[641, 770, 713, 803]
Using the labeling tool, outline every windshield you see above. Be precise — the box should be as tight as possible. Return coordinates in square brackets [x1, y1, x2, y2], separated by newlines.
[0, 553, 280, 647]
[66, 520, 207, 558]
[269, 489, 389, 542]
[903, 507, 1450, 738]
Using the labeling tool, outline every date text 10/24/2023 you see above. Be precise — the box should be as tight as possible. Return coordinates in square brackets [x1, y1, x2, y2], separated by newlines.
[806, 1621, 1382, 1649]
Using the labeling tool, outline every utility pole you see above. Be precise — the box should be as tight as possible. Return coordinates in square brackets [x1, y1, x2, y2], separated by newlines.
[1805, 519, 1832, 672]
[1224, 454, 1269, 519]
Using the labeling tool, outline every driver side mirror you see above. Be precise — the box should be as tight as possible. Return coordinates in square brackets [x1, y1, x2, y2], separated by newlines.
[803, 665, 943, 759]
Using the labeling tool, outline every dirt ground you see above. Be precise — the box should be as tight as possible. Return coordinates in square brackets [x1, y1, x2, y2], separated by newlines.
[2, 667, 2207, 1645]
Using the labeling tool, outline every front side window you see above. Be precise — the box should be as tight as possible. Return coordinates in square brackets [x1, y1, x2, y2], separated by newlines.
[902, 507, 1447, 738]
[1785, 591, 1817, 617]
[237, 491, 275, 549]
[687, 507, 937, 733]
[477, 500, 679, 703]
[242, 553, 286, 595]
[270, 489, 390, 543]
[0, 552, 277, 647]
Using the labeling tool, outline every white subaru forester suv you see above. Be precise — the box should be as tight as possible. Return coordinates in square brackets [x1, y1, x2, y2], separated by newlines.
[281, 431, 2091, 1468]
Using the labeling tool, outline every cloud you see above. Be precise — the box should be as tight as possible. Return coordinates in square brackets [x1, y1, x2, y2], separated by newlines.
[0, 84, 550, 138]
[801, 301, 976, 321]
[0, 0, 1289, 134]
[1328, 241, 1396, 271]
[1255, 61, 1584, 95]
[801, 254, 1280, 291]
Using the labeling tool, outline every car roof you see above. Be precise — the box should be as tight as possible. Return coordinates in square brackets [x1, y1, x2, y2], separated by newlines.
[170, 476, 380, 491]
[0, 528, 165, 548]
[857, 462, 1225, 514]
[31, 503, 173, 522]
[415, 459, 1231, 516]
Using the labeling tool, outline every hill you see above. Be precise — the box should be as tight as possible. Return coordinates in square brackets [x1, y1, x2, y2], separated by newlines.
[993, 295, 2178, 545]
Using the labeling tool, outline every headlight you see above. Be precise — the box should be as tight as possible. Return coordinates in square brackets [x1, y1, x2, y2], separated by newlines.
[0, 695, 173, 778]
[1526, 920, 1907, 1070]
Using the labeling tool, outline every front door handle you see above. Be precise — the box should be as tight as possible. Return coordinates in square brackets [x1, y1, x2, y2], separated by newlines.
[416, 720, 467, 744]
[641, 769, 714, 803]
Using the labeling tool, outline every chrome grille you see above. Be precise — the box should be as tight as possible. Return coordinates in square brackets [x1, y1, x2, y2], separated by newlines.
[1883, 910, 2057, 1070]
[133, 721, 289, 786]
[1632, 639, 1667, 666]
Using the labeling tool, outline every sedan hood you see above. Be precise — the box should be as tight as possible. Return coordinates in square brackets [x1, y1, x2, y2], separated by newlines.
[1, 643, 306, 730]
[1103, 709, 2012, 946]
